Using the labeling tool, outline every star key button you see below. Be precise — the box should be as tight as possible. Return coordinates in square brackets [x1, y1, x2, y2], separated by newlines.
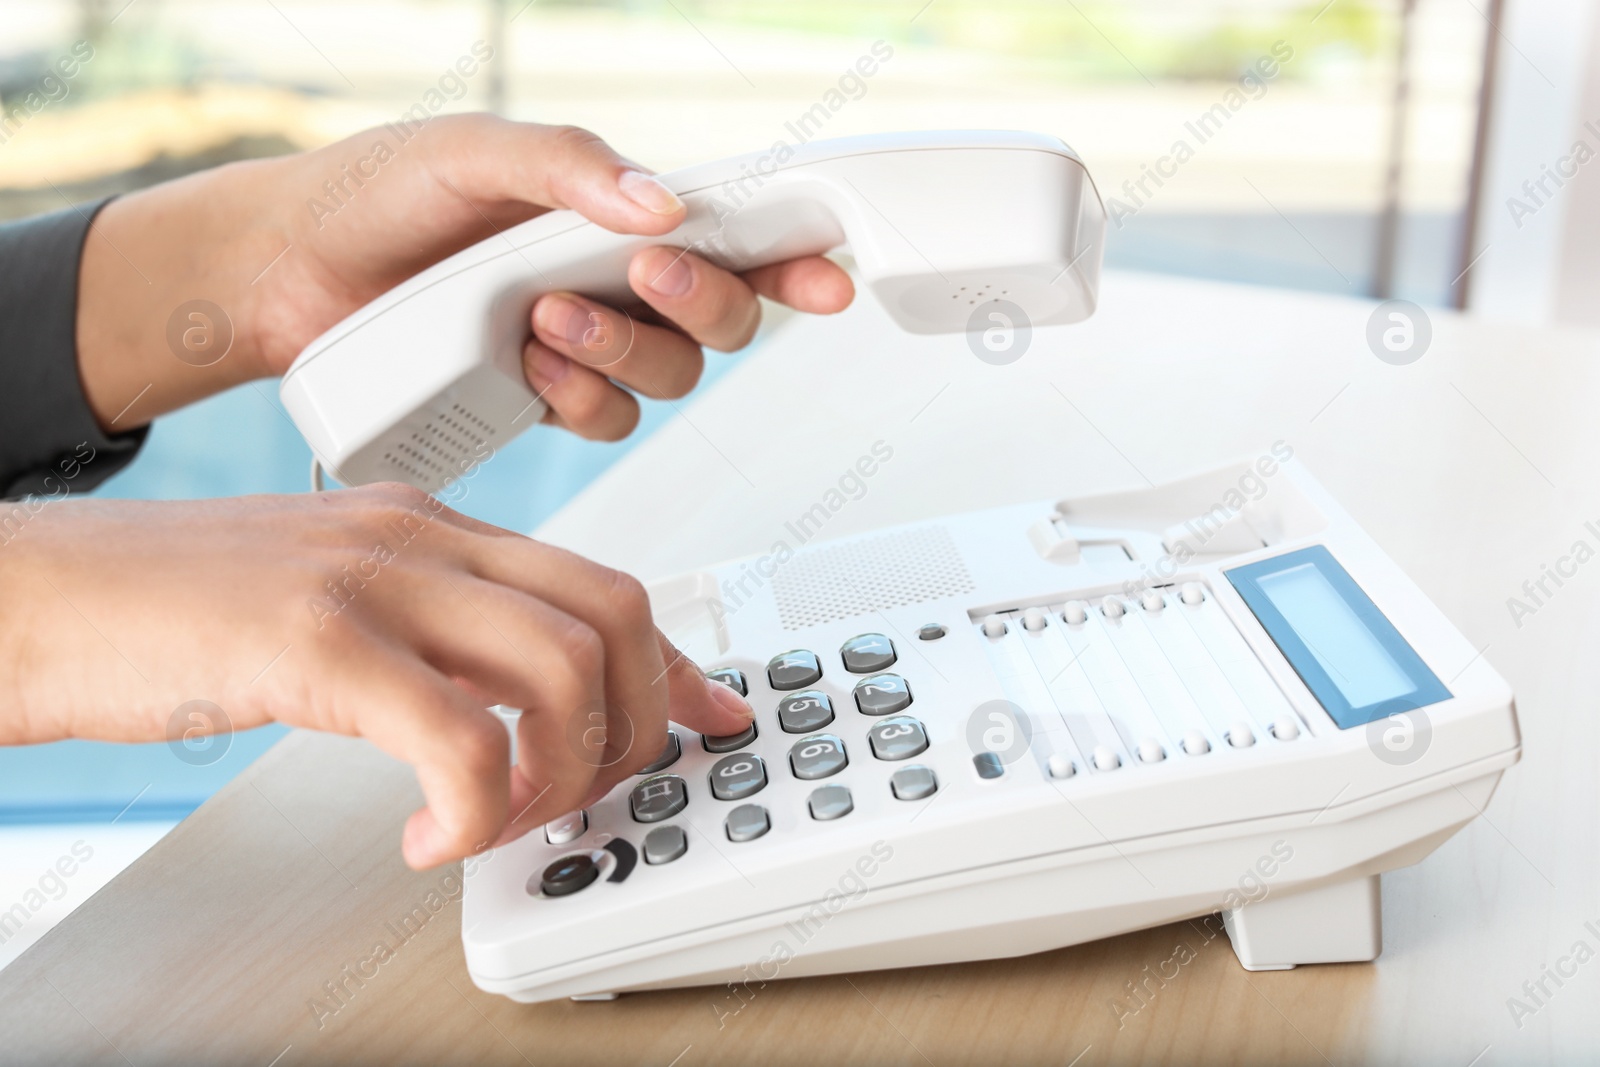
[841, 633, 896, 674]
[767, 650, 822, 691]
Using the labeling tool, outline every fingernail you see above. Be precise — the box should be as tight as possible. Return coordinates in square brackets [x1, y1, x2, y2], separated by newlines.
[618, 169, 684, 215]
[526, 343, 570, 390]
[533, 294, 589, 350]
[641, 247, 693, 297]
[706, 675, 755, 720]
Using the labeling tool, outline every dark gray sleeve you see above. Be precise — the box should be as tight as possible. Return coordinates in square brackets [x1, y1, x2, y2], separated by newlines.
[0, 198, 148, 499]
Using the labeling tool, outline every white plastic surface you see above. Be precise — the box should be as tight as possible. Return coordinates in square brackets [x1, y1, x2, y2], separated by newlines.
[461, 458, 1519, 1003]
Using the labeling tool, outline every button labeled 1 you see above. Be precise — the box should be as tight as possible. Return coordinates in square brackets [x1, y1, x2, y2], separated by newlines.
[841, 633, 896, 673]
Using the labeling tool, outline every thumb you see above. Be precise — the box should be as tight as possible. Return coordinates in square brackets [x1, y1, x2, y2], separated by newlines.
[655, 629, 755, 737]
[446, 118, 686, 235]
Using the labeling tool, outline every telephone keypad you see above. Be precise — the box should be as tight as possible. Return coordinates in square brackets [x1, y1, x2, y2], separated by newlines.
[867, 717, 929, 761]
[630, 775, 688, 823]
[789, 734, 848, 780]
[725, 804, 770, 842]
[768, 651, 823, 691]
[777, 691, 835, 733]
[841, 633, 897, 673]
[709, 754, 767, 801]
[853, 674, 912, 716]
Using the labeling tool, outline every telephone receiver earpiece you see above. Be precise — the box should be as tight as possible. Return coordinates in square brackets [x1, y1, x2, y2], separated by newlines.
[280, 130, 1106, 492]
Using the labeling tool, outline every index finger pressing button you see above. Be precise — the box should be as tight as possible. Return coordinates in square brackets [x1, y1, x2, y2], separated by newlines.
[841, 633, 896, 673]
[630, 775, 688, 823]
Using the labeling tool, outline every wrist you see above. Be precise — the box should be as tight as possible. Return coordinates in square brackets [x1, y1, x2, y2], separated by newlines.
[75, 155, 297, 428]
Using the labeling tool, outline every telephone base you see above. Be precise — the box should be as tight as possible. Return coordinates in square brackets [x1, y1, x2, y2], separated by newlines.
[1222, 875, 1382, 971]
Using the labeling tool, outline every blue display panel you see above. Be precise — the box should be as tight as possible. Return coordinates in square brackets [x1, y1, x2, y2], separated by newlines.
[1225, 545, 1450, 729]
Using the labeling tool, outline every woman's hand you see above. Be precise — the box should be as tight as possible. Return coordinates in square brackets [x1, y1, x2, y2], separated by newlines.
[76, 114, 854, 436]
[0, 485, 754, 868]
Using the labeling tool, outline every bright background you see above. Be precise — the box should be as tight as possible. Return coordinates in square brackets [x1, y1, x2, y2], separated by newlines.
[0, 0, 1493, 966]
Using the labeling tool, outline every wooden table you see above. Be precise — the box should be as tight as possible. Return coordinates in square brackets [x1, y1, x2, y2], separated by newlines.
[4, 271, 1597, 1066]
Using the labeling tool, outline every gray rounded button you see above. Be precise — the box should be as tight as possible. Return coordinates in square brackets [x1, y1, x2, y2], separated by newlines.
[709, 753, 767, 801]
[629, 774, 688, 823]
[777, 691, 834, 733]
[890, 765, 938, 800]
[973, 752, 1005, 779]
[853, 673, 912, 716]
[808, 784, 854, 821]
[841, 633, 896, 674]
[702, 721, 757, 754]
[767, 650, 822, 691]
[725, 804, 770, 842]
[789, 734, 848, 780]
[867, 716, 929, 761]
[637, 730, 681, 774]
[544, 809, 587, 845]
[917, 623, 947, 641]
[707, 668, 747, 696]
[642, 825, 688, 865]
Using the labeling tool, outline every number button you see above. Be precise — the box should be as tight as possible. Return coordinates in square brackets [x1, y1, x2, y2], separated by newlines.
[767, 650, 823, 691]
[725, 804, 770, 842]
[867, 717, 929, 761]
[637, 730, 680, 774]
[702, 721, 757, 754]
[630, 774, 688, 823]
[778, 691, 835, 733]
[709, 754, 767, 801]
[853, 673, 912, 716]
[789, 734, 848, 780]
[841, 633, 896, 673]
[707, 668, 748, 697]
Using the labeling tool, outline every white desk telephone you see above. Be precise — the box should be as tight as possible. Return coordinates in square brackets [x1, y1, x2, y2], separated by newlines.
[280, 130, 1105, 490]
[277, 132, 1518, 1004]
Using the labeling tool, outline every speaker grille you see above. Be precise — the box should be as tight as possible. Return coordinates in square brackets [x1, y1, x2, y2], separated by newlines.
[382, 402, 498, 487]
[771, 525, 974, 630]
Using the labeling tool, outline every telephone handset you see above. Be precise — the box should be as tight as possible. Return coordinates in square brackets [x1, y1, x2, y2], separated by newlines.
[279, 130, 1106, 491]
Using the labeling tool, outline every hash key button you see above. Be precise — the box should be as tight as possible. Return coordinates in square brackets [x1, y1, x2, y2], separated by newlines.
[767, 650, 823, 691]
[868, 717, 929, 761]
[789, 734, 848, 780]
[709, 754, 767, 801]
[841, 633, 896, 673]
[853, 673, 912, 716]
[630, 775, 688, 823]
